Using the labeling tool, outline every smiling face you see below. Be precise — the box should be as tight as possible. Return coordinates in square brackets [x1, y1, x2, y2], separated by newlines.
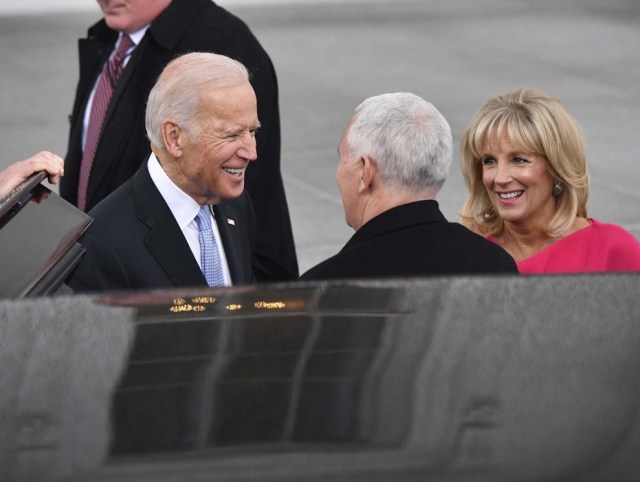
[481, 132, 556, 231]
[96, 0, 171, 33]
[172, 82, 259, 205]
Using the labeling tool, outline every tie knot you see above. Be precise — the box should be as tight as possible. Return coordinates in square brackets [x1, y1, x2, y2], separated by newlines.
[195, 205, 213, 232]
[115, 34, 134, 59]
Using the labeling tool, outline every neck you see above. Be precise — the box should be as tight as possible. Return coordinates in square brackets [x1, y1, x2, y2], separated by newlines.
[152, 148, 215, 205]
[354, 186, 438, 230]
[498, 222, 556, 261]
[497, 214, 591, 261]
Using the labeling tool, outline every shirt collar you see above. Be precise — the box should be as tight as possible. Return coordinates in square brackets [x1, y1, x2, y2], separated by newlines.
[121, 25, 149, 46]
[147, 153, 201, 230]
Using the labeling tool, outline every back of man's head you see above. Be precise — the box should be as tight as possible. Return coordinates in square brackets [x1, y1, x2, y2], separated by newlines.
[345, 92, 452, 192]
[145, 52, 249, 148]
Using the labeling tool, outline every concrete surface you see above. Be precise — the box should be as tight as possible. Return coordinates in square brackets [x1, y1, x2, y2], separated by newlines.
[1, 0, 639, 273]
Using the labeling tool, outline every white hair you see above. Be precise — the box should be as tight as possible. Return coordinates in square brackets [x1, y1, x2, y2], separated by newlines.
[145, 52, 249, 148]
[345, 92, 452, 191]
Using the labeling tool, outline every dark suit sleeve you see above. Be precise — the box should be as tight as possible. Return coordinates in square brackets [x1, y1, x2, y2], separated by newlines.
[67, 232, 132, 293]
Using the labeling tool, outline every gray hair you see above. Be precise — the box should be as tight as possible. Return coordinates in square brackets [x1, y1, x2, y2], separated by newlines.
[145, 52, 249, 148]
[345, 92, 452, 191]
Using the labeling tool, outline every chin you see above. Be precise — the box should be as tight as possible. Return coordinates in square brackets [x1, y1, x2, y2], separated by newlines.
[498, 212, 526, 224]
[219, 187, 245, 202]
[105, 17, 127, 31]
[492, 206, 516, 221]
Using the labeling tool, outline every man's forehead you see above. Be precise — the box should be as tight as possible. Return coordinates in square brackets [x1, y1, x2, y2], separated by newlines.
[199, 82, 253, 104]
[203, 80, 254, 96]
[198, 97, 259, 133]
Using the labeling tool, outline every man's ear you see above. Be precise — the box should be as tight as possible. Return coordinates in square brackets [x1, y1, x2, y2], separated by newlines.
[161, 119, 184, 157]
[358, 155, 377, 194]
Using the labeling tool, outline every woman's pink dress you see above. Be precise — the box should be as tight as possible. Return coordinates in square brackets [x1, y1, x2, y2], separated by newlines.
[489, 219, 640, 274]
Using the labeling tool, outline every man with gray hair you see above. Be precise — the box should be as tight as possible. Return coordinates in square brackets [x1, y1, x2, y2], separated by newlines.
[68, 52, 261, 292]
[63, 0, 298, 282]
[300, 92, 517, 280]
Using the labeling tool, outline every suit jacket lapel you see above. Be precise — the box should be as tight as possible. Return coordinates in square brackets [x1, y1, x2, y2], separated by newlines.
[213, 203, 244, 284]
[78, 37, 112, 99]
[101, 34, 145, 129]
[87, 36, 146, 199]
[65, 35, 114, 188]
[132, 165, 207, 287]
[76, 22, 118, 124]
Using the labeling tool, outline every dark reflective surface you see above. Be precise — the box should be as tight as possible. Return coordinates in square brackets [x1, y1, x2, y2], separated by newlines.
[0, 180, 91, 297]
[1, 275, 639, 481]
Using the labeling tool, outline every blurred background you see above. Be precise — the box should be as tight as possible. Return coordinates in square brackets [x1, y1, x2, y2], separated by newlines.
[1, 0, 638, 273]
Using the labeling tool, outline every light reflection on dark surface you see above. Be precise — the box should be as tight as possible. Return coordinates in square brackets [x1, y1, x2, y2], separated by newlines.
[1, 275, 639, 481]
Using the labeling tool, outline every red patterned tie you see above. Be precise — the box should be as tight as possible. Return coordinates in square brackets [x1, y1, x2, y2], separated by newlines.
[77, 34, 134, 211]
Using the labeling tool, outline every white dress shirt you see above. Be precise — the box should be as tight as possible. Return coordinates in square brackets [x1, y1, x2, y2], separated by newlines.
[147, 154, 232, 286]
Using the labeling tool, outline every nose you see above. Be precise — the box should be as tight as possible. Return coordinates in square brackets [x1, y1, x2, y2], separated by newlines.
[493, 161, 512, 185]
[238, 132, 257, 162]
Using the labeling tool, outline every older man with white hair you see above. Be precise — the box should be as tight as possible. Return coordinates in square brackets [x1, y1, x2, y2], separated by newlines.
[300, 92, 517, 280]
[63, 0, 297, 282]
[68, 52, 261, 292]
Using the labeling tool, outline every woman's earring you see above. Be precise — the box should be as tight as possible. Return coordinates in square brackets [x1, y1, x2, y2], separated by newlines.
[483, 209, 496, 221]
[552, 182, 564, 197]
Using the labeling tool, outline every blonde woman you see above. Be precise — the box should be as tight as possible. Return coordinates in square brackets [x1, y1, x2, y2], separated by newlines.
[460, 88, 640, 273]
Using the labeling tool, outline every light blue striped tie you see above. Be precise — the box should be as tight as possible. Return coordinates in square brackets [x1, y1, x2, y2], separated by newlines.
[195, 205, 224, 287]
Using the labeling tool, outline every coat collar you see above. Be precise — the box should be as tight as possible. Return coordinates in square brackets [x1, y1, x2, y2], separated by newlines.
[344, 200, 447, 251]
[87, 18, 117, 41]
[85, 0, 209, 48]
[148, 0, 211, 50]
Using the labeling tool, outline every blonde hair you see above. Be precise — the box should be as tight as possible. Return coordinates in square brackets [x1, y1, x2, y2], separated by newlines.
[460, 88, 590, 238]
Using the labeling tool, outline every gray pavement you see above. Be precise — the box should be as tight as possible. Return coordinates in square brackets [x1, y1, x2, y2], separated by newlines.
[1, 0, 639, 273]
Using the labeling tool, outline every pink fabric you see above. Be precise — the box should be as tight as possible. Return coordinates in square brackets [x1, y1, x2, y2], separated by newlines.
[489, 219, 640, 274]
[77, 35, 134, 211]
